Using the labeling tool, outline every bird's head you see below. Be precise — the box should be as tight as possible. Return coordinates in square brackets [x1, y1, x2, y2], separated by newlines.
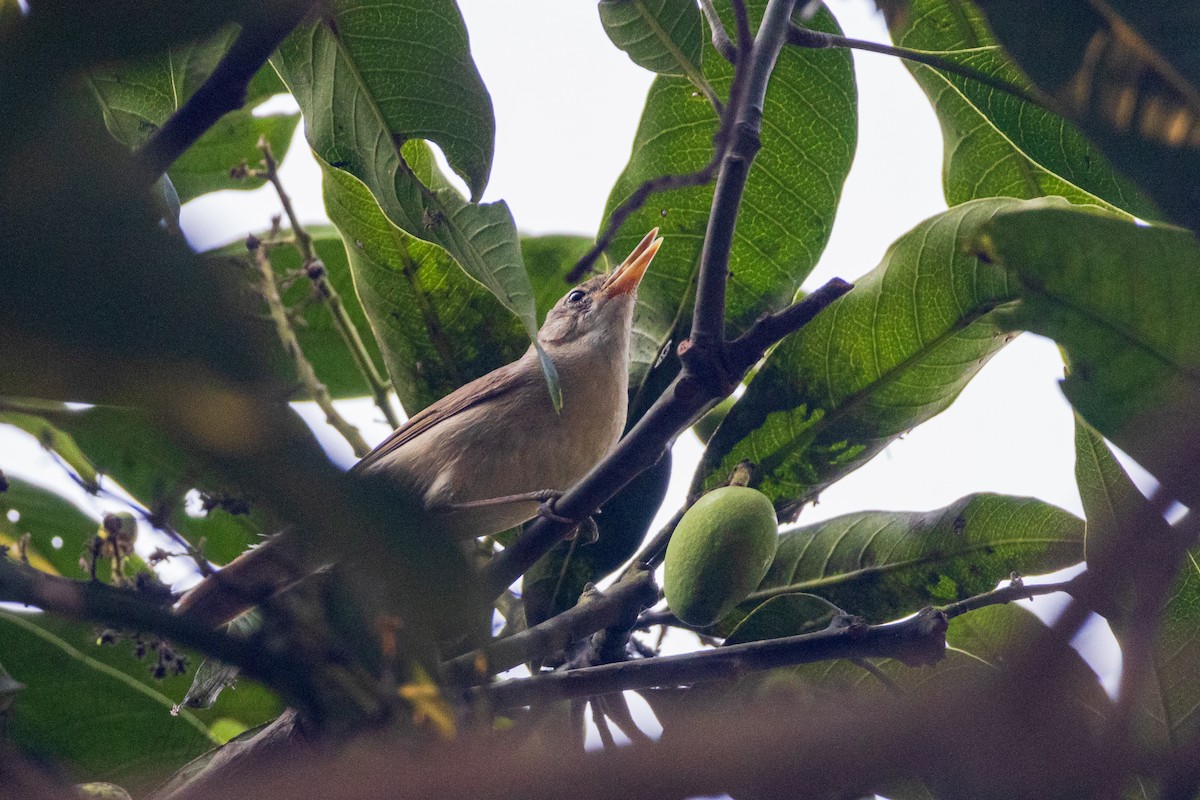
[538, 229, 662, 350]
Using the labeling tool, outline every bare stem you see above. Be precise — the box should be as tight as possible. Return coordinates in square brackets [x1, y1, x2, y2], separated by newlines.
[252, 239, 371, 456]
[257, 140, 401, 430]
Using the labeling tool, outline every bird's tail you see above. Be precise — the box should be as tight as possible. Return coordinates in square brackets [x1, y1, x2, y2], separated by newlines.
[175, 534, 309, 628]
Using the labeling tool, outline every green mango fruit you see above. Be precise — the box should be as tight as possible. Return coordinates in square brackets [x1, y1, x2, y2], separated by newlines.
[663, 486, 779, 626]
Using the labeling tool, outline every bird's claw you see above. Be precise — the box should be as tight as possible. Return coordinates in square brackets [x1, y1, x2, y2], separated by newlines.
[536, 495, 599, 544]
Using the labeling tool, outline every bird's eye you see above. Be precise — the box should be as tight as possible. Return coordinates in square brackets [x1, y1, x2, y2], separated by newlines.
[566, 289, 587, 304]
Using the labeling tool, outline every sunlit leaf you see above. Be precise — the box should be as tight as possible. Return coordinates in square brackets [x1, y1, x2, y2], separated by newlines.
[885, 0, 1153, 215]
[694, 198, 1024, 515]
[740, 493, 1083, 626]
[599, 0, 703, 78]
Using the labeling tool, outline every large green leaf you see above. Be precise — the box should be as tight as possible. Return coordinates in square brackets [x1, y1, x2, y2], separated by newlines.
[272, 6, 559, 402]
[210, 223, 388, 401]
[973, 201, 1200, 505]
[598, 0, 704, 79]
[742, 493, 1083, 626]
[971, 0, 1200, 232]
[320, 164, 527, 412]
[694, 198, 1024, 515]
[86, 28, 298, 203]
[0, 609, 215, 792]
[600, 1, 857, 391]
[885, 0, 1153, 215]
[0, 478, 97, 577]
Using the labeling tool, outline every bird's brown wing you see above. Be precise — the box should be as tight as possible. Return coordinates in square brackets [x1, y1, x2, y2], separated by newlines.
[354, 356, 539, 473]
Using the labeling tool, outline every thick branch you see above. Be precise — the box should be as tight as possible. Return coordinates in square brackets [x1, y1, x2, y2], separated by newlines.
[445, 571, 658, 685]
[133, 3, 313, 187]
[689, 0, 797, 348]
[480, 608, 948, 708]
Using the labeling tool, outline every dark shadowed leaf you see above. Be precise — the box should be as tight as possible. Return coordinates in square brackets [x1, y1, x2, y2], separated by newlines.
[745, 493, 1083, 625]
[601, 1, 856, 393]
[885, 0, 1153, 215]
[320, 165, 527, 412]
[0, 609, 216, 792]
[694, 198, 1024, 516]
[1072, 415, 1198, 758]
[599, 0, 703, 78]
[971, 0, 1200, 232]
[86, 28, 297, 203]
[973, 201, 1200, 505]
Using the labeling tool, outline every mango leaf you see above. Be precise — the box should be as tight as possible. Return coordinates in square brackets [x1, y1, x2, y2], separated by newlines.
[272, 6, 559, 402]
[722, 592, 841, 645]
[600, 1, 856, 391]
[320, 164, 527, 412]
[742, 493, 1083, 626]
[210, 223, 388, 401]
[694, 198, 1024, 515]
[973, 201, 1200, 506]
[0, 609, 215, 792]
[598, 0, 704, 79]
[86, 28, 297, 203]
[971, 0, 1200, 232]
[884, 0, 1153, 215]
[1073, 413, 1161, 569]
[42, 406, 269, 566]
[0, 478, 97, 577]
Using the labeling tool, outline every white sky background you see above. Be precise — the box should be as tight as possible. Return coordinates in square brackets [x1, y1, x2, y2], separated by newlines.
[3, 0, 1134, 689]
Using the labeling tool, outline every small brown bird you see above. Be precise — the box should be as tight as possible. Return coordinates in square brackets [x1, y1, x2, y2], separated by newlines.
[178, 229, 662, 624]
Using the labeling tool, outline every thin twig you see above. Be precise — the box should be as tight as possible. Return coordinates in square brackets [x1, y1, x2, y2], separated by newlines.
[252, 238, 371, 456]
[256, 140, 402, 430]
[133, 2, 314, 187]
[786, 25, 1045, 109]
[590, 699, 617, 749]
[699, 0, 737, 63]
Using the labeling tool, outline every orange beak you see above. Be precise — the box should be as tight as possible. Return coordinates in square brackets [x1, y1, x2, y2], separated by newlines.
[602, 228, 662, 298]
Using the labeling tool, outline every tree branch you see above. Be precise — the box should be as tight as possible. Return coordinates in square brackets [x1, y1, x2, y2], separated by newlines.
[479, 607, 949, 708]
[445, 570, 658, 685]
[0, 554, 319, 714]
[132, 2, 313, 187]
[256, 139, 402, 429]
[252, 238, 371, 456]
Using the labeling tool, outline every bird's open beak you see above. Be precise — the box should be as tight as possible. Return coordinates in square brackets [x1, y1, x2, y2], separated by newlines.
[602, 228, 662, 298]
